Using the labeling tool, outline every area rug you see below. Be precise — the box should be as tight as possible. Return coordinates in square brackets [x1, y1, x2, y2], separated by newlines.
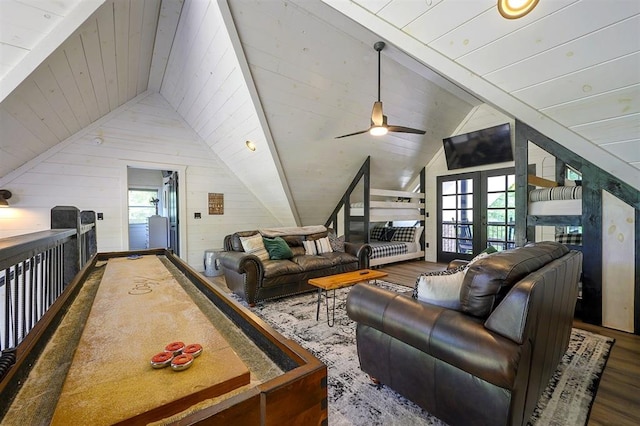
[248, 282, 614, 426]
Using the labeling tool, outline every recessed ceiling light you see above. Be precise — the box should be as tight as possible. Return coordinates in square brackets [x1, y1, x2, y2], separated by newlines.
[245, 140, 256, 151]
[497, 0, 539, 19]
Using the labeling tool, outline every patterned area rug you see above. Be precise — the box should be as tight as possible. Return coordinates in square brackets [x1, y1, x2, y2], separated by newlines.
[249, 282, 614, 426]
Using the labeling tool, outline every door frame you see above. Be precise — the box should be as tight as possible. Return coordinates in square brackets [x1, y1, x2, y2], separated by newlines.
[120, 162, 187, 257]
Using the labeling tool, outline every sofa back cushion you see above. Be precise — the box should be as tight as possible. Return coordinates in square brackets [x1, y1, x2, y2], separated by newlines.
[459, 241, 569, 318]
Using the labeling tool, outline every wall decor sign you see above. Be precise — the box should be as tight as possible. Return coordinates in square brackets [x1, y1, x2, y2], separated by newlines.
[208, 193, 224, 215]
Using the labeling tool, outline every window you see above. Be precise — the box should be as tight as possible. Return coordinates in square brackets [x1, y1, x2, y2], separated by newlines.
[128, 189, 159, 224]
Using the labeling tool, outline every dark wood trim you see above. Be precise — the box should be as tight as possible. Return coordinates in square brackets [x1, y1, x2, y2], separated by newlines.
[515, 120, 639, 334]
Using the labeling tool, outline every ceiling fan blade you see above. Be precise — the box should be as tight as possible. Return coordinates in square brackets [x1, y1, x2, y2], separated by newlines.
[387, 125, 426, 135]
[335, 128, 371, 139]
[371, 101, 384, 126]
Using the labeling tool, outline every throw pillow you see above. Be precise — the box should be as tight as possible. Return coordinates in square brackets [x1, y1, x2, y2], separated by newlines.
[412, 266, 467, 310]
[262, 236, 293, 260]
[370, 225, 385, 241]
[327, 230, 345, 252]
[303, 240, 317, 255]
[379, 227, 396, 242]
[315, 236, 333, 254]
[391, 227, 416, 243]
[239, 234, 269, 261]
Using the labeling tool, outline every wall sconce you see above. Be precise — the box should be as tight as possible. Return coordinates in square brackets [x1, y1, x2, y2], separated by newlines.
[497, 0, 539, 19]
[245, 140, 256, 152]
[0, 190, 12, 207]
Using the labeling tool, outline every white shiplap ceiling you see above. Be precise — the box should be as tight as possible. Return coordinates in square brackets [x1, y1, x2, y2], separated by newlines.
[0, 0, 639, 227]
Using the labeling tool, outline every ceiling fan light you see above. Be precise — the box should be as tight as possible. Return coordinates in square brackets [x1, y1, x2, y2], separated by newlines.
[498, 0, 539, 19]
[370, 126, 388, 136]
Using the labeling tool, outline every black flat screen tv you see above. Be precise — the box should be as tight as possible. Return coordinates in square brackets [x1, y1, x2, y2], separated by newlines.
[442, 123, 513, 170]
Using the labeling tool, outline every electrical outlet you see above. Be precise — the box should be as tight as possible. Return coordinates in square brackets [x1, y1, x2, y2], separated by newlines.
[97, 213, 104, 220]
[194, 212, 201, 219]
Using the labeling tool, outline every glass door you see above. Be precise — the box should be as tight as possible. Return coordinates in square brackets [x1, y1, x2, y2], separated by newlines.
[485, 171, 516, 251]
[437, 168, 515, 263]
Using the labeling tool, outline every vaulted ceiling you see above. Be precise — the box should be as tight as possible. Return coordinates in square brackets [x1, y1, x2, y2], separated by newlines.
[1, 0, 638, 226]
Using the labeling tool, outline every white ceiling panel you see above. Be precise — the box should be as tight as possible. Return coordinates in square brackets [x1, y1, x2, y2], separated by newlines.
[459, 1, 640, 75]
[403, 0, 493, 44]
[486, 16, 640, 93]
[571, 114, 640, 145]
[376, 0, 442, 29]
[543, 85, 640, 127]
[513, 52, 640, 109]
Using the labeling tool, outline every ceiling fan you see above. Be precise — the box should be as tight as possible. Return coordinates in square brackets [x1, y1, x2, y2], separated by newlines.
[335, 41, 426, 139]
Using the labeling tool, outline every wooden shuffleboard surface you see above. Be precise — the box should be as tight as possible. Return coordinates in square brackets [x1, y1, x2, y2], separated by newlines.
[50, 255, 250, 425]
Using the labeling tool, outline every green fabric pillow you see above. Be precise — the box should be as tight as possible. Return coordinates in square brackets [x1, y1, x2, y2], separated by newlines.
[263, 236, 294, 260]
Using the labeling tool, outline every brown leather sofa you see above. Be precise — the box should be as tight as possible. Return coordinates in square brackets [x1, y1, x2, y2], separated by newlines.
[346, 241, 581, 426]
[220, 227, 370, 305]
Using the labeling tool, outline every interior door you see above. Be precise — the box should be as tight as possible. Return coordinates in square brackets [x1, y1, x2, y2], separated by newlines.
[437, 167, 515, 263]
[166, 172, 179, 255]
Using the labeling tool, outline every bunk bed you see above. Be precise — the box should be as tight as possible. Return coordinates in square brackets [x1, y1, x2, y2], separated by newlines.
[526, 174, 584, 302]
[350, 189, 425, 267]
[325, 157, 426, 268]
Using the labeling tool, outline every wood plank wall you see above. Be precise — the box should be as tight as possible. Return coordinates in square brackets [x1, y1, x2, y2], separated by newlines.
[0, 93, 283, 270]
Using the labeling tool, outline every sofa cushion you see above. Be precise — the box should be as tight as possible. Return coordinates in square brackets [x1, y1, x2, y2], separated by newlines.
[459, 241, 569, 318]
[281, 235, 304, 247]
[262, 259, 304, 278]
[318, 252, 358, 267]
[239, 233, 269, 261]
[263, 236, 294, 260]
[291, 255, 334, 271]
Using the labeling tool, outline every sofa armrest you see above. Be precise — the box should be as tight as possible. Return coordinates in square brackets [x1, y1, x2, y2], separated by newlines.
[344, 242, 371, 269]
[346, 283, 520, 389]
[218, 251, 263, 305]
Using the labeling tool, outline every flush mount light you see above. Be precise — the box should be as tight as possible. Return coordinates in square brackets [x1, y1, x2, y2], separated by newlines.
[497, 0, 539, 19]
[0, 190, 12, 207]
[245, 140, 256, 152]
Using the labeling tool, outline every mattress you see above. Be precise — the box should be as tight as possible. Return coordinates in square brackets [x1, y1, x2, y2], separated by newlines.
[369, 242, 418, 259]
[528, 199, 582, 216]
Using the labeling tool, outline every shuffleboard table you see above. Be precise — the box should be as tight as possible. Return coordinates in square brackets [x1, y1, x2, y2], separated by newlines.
[0, 249, 327, 425]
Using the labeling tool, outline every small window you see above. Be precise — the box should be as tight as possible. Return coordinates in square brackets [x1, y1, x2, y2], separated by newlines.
[128, 189, 158, 224]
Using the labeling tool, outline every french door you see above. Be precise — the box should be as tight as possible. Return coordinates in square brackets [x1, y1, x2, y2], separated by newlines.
[437, 167, 516, 263]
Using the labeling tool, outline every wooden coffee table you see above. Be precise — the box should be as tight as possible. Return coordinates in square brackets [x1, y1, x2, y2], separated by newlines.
[308, 269, 388, 326]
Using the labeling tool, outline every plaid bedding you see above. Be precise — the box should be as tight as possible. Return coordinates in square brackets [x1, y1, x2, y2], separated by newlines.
[555, 233, 582, 245]
[369, 242, 408, 259]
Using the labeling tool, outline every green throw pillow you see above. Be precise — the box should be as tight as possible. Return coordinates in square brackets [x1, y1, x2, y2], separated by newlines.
[263, 236, 294, 260]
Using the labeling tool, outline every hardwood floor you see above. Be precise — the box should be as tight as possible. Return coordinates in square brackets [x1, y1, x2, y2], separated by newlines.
[378, 260, 640, 426]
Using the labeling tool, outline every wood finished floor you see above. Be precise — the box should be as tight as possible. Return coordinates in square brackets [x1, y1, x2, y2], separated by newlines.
[378, 260, 640, 426]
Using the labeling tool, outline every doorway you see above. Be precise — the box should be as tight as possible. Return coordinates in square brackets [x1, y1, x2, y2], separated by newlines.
[437, 167, 516, 263]
[127, 168, 180, 255]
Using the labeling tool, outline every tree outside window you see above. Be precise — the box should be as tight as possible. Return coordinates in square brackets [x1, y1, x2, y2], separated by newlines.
[128, 189, 159, 224]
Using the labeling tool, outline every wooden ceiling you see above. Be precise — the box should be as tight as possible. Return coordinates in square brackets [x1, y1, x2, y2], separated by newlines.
[1, 0, 638, 226]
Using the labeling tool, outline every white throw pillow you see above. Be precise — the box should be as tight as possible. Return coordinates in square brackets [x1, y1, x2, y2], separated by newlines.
[303, 240, 318, 255]
[413, 267, 467, 310]
[315, 237, 333, 254]
[239, 234, 269, 261]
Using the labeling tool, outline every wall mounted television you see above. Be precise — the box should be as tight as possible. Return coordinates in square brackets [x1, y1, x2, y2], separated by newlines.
[442, 123, 513, 170]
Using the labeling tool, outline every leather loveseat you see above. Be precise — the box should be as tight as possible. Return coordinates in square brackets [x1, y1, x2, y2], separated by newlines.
[220, 226, 370, 305]
[346, 241, 581, 426]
